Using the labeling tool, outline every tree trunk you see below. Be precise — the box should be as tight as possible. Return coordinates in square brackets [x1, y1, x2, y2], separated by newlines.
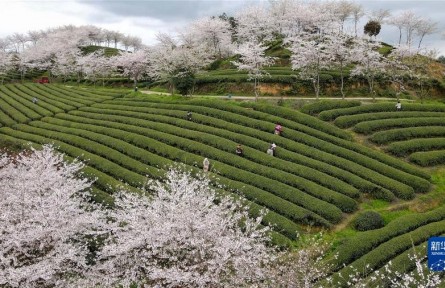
[340, 61, 345, 99]
[254, 78, 258, 102]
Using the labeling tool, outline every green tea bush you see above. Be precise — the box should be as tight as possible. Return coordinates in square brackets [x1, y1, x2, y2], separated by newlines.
[0, 89, 43, 119]
[386, 138, 445, 157]
[354, 117, 445, 135]
[370, 126, 445, 145]
[0, 98, 28, 123]
[353, 211, 385, 231]
[300, 100, 361, 116]
[85, 102, 427, 197]
[62, 110, 393, 201]
[319, 102, 445, 122]
[332, 205, 445, 269]
[409, 150, 445, 166]
[334, 111, 445, 129]
[334, 220, 445, 287]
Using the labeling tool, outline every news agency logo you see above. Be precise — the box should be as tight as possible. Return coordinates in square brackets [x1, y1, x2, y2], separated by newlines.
[428, 237, 445, 271]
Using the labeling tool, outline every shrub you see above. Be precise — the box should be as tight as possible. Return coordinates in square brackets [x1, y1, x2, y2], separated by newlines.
[334, 111, 445, 129]
[386, 138, 445, 157]
[409, 150, 445, 166]
[300, 100, 361, 116]
[353, 211, 385, 231]
[354, 117, 445, 135]
[370, 126, 445, 145]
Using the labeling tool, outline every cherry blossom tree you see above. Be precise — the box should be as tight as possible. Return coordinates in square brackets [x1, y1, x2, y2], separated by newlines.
[116, 49, 150, 88]
[0, 145, 102, 288]
[0, 50, 12, 84]
[188, 16, 233, 58]
[235, 4, 273, 43]
[231, 39, 275, 101]
[150, 32, 212, 95]
[350, 36, 385, 99]
[87, 168, 276, 287]
[325, 32, 356, 98]
[415, 18, 438, 49]
[288, 31, 334, 99]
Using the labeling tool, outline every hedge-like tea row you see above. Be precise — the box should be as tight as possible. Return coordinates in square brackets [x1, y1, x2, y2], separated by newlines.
[38, 85, 108, 103]
[83, 104, 419, 199]
[0, 97, 29, 123]
[65, 109, 395, 201]
[334, 111, 445, 129]
[319, 102, 445, 121]
[0, 85, 60, 115]
[409, 150, 445, 166]
[354, 117, 445, 135]
[93, 101, 427, 193]
[101, 98, 352, 142]
[49, 114, 358, 212]
[0, 85, 69, 116]
[22, 84, 95, 106]
[31, 118, 346, 223]
[14, 84, 85, 108]
[300, 100, 362, 116]
[387, 138, 445, 157]
[333, 220, 445, 287]
[51, 85, 123, 99]
[230, 102, 430, 181]
[332, 205, 445, 269]
[61, 111, 360, 198]
[133, 98, 429, 183]
[0, 109, 15, 126]
[80, 105, 406, 198]
[0, 89, 43, 120]
[370, 126, 445, 145]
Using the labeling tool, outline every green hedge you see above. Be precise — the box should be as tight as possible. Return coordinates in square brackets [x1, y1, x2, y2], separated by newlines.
[102, 99, 429, 186]
[0, 89, 43, 120]
[58, 111, 359, 199]
[32, 118, 346, 223]
[332, 205, 445, 269]
[387, 138, 445, 157]
[189, 100, 430, 183]
[334, 111, 445, 129]
[370, 126, 445, 145]
[300, 100, 361, 116]
[319, 102, 445, 122]
[14, 84, 85, 108]
[0, 86, 64, 116]
[84, 103, 419, 199]
[65, 109, 396, 201]
[0, 97, 29, 123]
[48, 85, 121, 100]
[409, 150, 445, 166]
[79, 105, 404, 198]
[0, 85, 70, 112]
[333, 220, 445, 287]
[0, 109, 16, 126]
[354, 117, 445, 135]
[23, 83, 95, 106]
[353, 211, 385, 231]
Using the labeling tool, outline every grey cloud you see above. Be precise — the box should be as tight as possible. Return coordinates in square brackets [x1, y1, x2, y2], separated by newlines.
[77, 0, 257, 21]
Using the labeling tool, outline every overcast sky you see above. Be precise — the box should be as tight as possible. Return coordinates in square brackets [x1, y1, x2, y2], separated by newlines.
[0, 0, 444, 55]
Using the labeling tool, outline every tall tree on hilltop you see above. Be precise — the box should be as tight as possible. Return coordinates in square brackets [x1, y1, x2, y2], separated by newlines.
[350, 36, 385, 99]
[231, 39, 275, 101]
